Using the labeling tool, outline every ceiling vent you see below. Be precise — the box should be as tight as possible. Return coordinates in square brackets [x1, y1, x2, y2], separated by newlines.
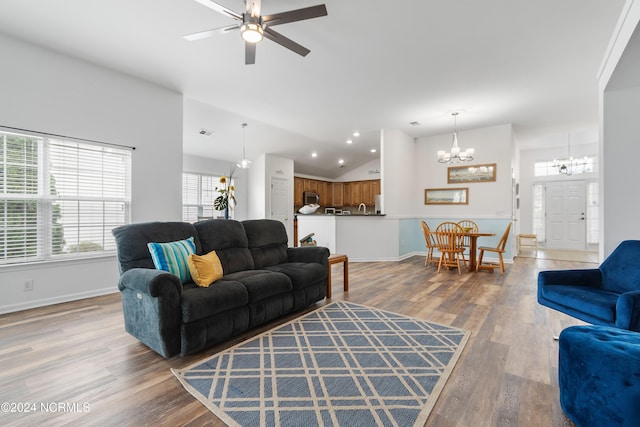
[199, 128, 214, 136]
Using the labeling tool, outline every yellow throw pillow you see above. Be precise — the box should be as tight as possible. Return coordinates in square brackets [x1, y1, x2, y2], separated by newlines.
[187, 250, 224, 287]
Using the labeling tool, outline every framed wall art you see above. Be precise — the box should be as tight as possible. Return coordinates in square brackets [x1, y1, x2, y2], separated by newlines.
[447, 163, 496, 184]
[424, 187, 469, 205]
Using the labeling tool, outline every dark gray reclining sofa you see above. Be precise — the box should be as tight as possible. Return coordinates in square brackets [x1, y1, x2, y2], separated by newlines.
[112, 218, 329, 357]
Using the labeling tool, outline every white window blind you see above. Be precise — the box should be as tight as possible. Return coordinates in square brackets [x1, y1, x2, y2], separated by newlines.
[182, 172, 228, 222]
[0, 128, 131, 265]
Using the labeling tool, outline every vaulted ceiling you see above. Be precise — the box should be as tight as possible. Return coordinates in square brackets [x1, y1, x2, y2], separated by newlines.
[0, 0, 625, 178]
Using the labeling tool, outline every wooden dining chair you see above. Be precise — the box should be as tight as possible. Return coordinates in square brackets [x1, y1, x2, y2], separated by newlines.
[457, 219, 478, 268]
[435, 222, 467, 274]
[420, 221, 437, 267]
[476, 222, 512, 274]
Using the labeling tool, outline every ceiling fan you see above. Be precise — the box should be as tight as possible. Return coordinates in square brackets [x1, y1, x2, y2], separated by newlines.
[185, 0, 328, 64]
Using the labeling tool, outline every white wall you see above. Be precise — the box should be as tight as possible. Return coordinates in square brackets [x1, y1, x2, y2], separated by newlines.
[414, 124, 513, 219]
[599, 0, 640, 256]
[0, 34, 183, 314]
[335, 158, 382, 182]
[381, 129, 415, 216]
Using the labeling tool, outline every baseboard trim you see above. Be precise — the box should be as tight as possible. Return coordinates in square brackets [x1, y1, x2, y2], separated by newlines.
[0, 287, 118, 315]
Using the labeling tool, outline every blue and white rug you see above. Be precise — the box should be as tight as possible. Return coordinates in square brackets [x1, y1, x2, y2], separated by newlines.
[172, 301, 470, 427]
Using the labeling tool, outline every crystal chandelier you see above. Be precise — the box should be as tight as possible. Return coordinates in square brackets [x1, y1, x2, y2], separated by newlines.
[437, 112, 474, 163]
[553, 133, 589, 175]
[237, 123, 252, 169]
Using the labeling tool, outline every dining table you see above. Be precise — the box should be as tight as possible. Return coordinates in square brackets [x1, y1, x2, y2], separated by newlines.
[464, 231, 495, 272]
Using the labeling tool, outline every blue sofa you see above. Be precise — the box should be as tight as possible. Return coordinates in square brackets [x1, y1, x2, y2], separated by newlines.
[537, 240, 640, 331]
[112, 219, 329, 357]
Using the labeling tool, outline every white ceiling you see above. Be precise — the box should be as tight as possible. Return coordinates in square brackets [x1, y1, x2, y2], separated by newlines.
[0, 0, 625, 178]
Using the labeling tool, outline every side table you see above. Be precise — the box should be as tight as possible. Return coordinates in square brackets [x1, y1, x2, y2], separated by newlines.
[327, 254, 348, 298]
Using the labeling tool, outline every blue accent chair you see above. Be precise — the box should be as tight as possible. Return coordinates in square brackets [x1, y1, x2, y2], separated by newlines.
[538, 240, 640, 332]
[559, 325, 640, 427]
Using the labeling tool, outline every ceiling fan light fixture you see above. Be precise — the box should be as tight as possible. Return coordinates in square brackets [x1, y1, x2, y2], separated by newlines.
[241, 22, 264, 43]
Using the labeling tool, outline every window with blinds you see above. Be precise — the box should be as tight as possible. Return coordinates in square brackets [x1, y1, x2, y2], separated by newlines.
[0, 128, 131, 265]
[182, 172, 228, 222]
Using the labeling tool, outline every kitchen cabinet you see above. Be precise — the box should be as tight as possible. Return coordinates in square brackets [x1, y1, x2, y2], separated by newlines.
[293, 177, 380, 208]
[317, 181, 330, 206]
[332, 182, 344, 206]
[349, 181, 362, 206]
[294, 177, 304, 208]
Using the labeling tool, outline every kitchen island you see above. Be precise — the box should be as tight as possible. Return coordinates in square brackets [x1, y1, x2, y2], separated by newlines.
[296, 213, 402, 261]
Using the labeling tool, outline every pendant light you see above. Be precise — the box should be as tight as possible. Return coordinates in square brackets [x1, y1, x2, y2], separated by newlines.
[237, 123, 251, 169]
[437, 112, 474, 163]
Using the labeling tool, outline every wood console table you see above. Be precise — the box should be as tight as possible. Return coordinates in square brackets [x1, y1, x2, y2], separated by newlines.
[327, 254, 349, 298]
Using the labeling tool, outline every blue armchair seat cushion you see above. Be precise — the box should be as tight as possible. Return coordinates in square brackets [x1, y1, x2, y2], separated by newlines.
[559, 325, 640, 427]
[540, 285, 618, 324]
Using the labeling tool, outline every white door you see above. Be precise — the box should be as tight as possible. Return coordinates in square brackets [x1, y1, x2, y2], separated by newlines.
[270, 176, 289, 223]
[545, 180, 586, 250]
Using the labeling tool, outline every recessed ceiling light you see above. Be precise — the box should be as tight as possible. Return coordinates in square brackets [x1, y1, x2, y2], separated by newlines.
[311, 152, 318, 158]
[338, 159, 344, 164]
[346, 139, 353, 144]
[353, 131, 360, 137]
[370, 148, 377, 153]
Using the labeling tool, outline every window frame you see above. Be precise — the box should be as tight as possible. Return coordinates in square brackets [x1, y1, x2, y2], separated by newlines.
[0, 127, 132, 266]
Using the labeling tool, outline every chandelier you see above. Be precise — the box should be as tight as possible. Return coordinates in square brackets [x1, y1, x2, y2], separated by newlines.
[237, 123, 252, 169]
[437, 112, 474, 163]
[553, 133, 589, 175]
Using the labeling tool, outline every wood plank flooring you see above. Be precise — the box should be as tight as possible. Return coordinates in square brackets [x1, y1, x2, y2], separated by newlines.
[0, 255, 595, 426]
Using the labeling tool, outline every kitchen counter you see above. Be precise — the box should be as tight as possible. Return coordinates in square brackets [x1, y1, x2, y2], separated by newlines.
[296, 214, 392, 257]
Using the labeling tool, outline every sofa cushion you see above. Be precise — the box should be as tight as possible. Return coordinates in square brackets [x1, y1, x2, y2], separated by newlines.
[188, 250, 224, 287]
[112, 221, 201, 273]
[148, 237, 196, 284]
[541, 285, 618, 323]
[243, 219, 289, 268]
[181, 281, 249, 323]
[266, 262, 327, 291]
[222, 270, 292, 303]
[194, 219, 254, 274]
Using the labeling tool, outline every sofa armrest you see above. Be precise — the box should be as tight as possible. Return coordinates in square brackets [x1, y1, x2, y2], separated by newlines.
[118, 268, 183, 298]
[538, 269, 603, 289]
[287, 246, 330, 267]
[616, 290, 640, 332]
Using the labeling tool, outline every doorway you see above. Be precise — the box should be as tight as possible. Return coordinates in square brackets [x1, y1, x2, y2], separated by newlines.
[544, 180, 587, 250]
[270, 176, 290, 234]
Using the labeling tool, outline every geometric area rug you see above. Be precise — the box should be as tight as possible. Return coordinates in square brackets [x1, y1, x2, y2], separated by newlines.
[172, 300, 470, 427]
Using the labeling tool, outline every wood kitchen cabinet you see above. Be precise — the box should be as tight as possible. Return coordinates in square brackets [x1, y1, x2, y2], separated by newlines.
[294, 177, 304, 208]
[317, 181, 329, 206]
[332, 182, 344, 206]
[349, 181, 362, 206]
[293, 177, 380, 208]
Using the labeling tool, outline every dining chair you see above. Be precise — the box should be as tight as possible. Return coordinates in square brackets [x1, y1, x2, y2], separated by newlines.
[476, 222, 512, 273]
[420, 221, 437, 267]
[457, 219, 478, 268]
[435, 222, 467, 274]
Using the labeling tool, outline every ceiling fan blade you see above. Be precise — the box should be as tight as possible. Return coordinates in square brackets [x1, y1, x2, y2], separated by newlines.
[183, 24, 239, 41]
[245, 0, 262, 17]
[191, 0, 242, 20]
[262, 4, 327, 27]
[264, 28, 310, 57]
[245, 42, 256, 65]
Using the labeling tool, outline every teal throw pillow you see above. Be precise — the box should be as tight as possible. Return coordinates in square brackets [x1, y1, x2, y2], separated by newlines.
[147, 236, 196, 283]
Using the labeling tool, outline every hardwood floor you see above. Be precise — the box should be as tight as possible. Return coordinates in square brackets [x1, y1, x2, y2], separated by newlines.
[0, 255, 595, 426]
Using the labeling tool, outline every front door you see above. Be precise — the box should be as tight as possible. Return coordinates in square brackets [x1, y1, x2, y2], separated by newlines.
[545, 180, 586, 250]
